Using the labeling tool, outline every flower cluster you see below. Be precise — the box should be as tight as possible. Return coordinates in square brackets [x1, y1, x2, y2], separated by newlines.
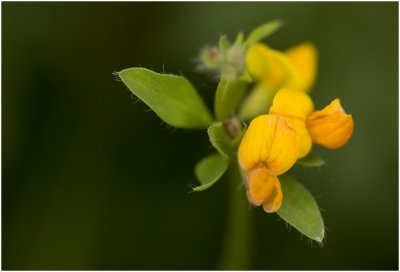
[238, 42, 354, 213]
[119, 20, 355, 241]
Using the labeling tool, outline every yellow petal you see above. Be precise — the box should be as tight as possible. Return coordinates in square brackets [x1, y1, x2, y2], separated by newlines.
[269, 88, 314, 120]
[245, 166, 277, 206]
[246, 43, 300, 90]
[262, 177, 283, 213]
[307, 99, 354, 149]
[238, 114, 273, 172]
[285, 42, 318, 92]
[284, 117, 312, 158]
[238, 114, 300, 175]
[265, 117, 301, 175]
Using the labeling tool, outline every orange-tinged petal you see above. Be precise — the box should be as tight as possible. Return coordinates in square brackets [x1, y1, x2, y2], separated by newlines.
[245, 166, 277, 206]
[238, 114, 300, 175]
[307, 99, 354, 149]
[284, 117, 312, 158]
[269, 88, 314, 120]
[262, 177, 283, 213]
[311, 98, 344, 116]
[285, 42, 318, 92]
[246, 43, 300, 90]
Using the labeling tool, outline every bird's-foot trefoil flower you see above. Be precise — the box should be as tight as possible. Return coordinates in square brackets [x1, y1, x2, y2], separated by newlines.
[246, 42, 317, 93]
[238, 84, 354, 214]
[120, 20, 355, 245]
[269, 88, 354, 158]
[240, 42, 318, 119]
[238, 89, 354, 213]
[238, 114, 300, 213]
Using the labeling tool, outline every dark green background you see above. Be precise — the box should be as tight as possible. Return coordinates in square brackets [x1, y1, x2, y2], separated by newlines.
[3, 2, 398, 270]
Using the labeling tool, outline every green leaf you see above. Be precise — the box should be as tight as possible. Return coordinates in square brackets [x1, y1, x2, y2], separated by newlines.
[193, 153, 229, 191]
[208, 122, 232, 160]
[214, 78, 248, 121]
[297, 153, 325, 167]
[277, 174, 325, 243]
[234, 32, 244, 45]
[119, 68, 213, 129]
[219, 35, 232, 53]
[244, 20, 284, 47]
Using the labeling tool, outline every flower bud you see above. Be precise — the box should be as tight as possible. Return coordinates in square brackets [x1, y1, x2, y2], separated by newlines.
[199, 46, 222, 70]
[226, 45, 245, 72]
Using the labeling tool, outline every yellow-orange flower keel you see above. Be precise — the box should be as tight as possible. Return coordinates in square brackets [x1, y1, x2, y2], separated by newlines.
[244, 167, 283, 213]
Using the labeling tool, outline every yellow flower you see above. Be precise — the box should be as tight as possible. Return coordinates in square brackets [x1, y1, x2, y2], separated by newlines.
[246, 42, 317, 93]
[240, 42, 318, 120]
[285, 42, 318, 93]
[238, 91, 353, 212]
[238, 41, 353, 215]
[238, 114, 300, 213]
[307, 99, 354, 149]
[246, 43, 299, 91]
[269, 89, 354, 156]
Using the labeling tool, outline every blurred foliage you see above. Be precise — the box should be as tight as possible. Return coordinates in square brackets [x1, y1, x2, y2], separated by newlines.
[2, 2, 398, 269]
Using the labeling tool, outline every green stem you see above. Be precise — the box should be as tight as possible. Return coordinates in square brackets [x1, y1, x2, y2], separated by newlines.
[218, 160, 253, 269]
[239, 85, 276, 121]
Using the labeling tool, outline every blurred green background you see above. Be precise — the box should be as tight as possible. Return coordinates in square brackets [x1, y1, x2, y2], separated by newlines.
[2, 2, 398, 270]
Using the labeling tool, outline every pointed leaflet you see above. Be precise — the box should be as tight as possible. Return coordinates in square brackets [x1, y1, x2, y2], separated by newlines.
[207, 122, 232, 160]
[277, 174, 325, 243]
[214, 78, 248, 121]
[244, 20, 284, 48]
[219, 35, 232, 53]
[119, 68, 213, 129]
[193, 153, 229, 191]
[297, 153, 325, 167]
[234, 32, 244, 45]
